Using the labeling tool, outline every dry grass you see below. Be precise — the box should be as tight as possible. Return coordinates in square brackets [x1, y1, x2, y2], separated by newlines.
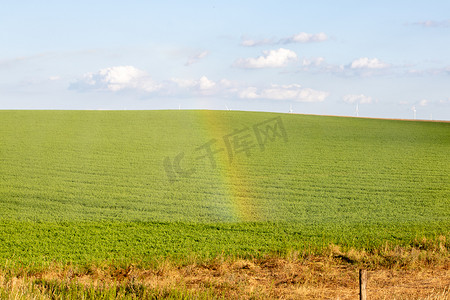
[1, 240, 449, 299]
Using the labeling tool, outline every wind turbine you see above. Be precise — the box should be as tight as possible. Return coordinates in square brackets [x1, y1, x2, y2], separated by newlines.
[355, 103, 359, 117]
[289, 104, 293, 114]
[225, 104, 230, 111]
[412, 106, 416, 120]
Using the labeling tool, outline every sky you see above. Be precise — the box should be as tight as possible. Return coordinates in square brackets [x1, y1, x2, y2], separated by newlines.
[1, 1, 450, 120]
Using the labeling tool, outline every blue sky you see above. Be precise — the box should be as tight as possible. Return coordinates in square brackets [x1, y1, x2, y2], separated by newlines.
[1, 1, 450, 120]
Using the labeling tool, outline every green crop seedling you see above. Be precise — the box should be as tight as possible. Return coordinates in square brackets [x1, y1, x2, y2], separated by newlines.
[0, 110, 448, 266]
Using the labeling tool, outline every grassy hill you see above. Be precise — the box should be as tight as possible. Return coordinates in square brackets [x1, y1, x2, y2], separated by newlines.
[0, 110, 449, 265]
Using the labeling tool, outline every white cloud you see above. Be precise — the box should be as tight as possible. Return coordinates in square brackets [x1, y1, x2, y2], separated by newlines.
[234, 48, 298, 68]
[171, 76, 216, 95]
[0, 53, 49, 69]
[71, 66, 161, 92]
[350, 58, 390, 69]
[343, 94, 373, 104]
[283, 32, 328, 43]
[439, 98, 450, 104]
[239, 87, 260, 99]
[48, 76, 60, 81]
[302, 57, 325, 66]
[171, 76, 216, 90]
[419, 99, 429, 106]
[406, 66, 450, 76]
[239, 84, 329, 102]
[413, 20, 450, 28]
[170, 78, 197, 88]
[185, 51, 209, 66]
[70, 68, 329, 102]
[241, 39, 257, 47]
[219, 79, 235, 88]
[198, 76, 216, 90]
[296, 57, 393, 77]
[241, 38, 274, 47]
[241, 32, 328, 47]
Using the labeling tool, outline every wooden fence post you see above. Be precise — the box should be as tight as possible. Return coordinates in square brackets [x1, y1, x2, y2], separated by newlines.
[359, 269, 367, 300]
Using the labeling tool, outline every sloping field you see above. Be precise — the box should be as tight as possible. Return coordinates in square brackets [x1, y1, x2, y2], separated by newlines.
[0, 110, 449, 265]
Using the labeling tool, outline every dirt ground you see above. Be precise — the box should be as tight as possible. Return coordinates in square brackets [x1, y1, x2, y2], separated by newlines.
[1, 255, 445, 299]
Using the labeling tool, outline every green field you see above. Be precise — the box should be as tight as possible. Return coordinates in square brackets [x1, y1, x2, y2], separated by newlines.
[0, 110, 449, 266]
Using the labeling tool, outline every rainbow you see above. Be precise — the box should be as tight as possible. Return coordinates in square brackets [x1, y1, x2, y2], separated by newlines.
[196, 110, 262, 222]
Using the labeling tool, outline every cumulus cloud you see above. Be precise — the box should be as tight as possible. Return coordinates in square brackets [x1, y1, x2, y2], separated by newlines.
[295, 57, 393, 76]
[350, 58, 390, 69]
[343, 94, 373, 104]
[70, 67, 330, 102]
[282, 32, 328, 43]
[234, 48, 298, 68]
[413, 20, 450, 28]
[198, 76, 216, 90]
[239, 84, 329, 102]
[172, 76, 215, 89]
[171, 76, 216, 95]
[297, 57, 345, 74]
[241, 32, 328, 47]
[302, 57, 325, 67]
[70, 66, 161, 92]
[185, 51, 209, 66]
[239, 87, 260, 99]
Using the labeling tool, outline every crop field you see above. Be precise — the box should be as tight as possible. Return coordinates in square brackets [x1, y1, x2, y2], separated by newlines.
[0, 110, 449, 298]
